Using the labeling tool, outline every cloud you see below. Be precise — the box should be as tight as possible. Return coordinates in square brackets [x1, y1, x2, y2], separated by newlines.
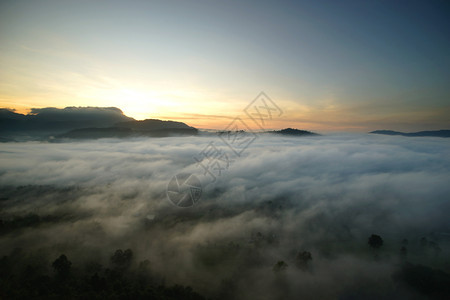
[0, 133, 449, 298]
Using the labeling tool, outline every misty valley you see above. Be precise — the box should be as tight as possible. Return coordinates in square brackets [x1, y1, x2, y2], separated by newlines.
[1, 134, 449, 299]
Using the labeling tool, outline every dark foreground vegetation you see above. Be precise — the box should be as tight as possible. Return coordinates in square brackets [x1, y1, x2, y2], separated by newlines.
[1, 218, 450, 299]
[0, 248, 208, 300]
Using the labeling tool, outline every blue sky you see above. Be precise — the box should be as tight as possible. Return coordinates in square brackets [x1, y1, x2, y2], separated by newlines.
[1, 0, 449, 131]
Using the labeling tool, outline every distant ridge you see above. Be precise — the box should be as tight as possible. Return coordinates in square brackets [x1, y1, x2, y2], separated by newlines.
[266, 128, 318, 136]
[371, 130, 450, 138]
[0, 107, 132, 135]
[116, 119, 195, 131]
[0, 107, 197, 141]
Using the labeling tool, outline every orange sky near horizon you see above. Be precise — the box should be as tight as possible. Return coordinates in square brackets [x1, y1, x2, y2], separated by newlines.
[2, 94, 447, 133]
[1, 1, 449, 132]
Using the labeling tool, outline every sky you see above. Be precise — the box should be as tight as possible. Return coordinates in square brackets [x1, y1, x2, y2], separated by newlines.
[0, 0, 449, 131]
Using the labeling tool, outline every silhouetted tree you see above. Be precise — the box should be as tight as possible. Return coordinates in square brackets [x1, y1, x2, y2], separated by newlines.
[52, 254, 71, 279]
[400, 246, 407, 258]
[273, 260, 288, 272]
[137, 259, 152, 286]
[0, 248, 208, 299]
[111, 249, 133, 270]
[89, 272, 106, 292]
[295, 251, 312, 270]
[85, 261, 102, 275]
[368, 234, 383, 249]
[429, 241, 442, 256]
[254, 231, 264, 247]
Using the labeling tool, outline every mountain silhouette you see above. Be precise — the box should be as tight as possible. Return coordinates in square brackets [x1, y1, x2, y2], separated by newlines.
[0, 107, 197, 140]
[116, 119, 194, 130]
[371, 130, 450, 138]
[0, 107, 132, 136]
[266, 128, 318, 136]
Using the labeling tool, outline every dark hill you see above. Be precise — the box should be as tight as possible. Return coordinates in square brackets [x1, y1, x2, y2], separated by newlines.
[267, 128, 318, 136]
[0, 107, 133, 138]
[116, 119, 194, 131]
[0, 107, 197, 141]
[371, 130, 450, 138]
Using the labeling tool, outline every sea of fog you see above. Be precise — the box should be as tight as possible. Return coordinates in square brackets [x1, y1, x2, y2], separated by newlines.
[1, 133, 449, 299]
